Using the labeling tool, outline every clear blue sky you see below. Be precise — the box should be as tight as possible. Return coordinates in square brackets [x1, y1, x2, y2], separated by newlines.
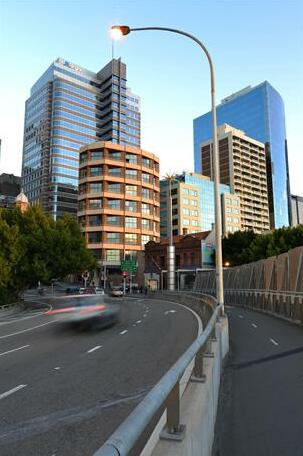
[1, 0, 302, 194]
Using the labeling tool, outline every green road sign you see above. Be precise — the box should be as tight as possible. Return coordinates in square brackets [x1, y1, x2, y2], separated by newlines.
[121, 259, 137, 273]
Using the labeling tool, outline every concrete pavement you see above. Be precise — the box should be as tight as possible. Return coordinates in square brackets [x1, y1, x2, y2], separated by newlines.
[0, 296, 198, 456]
[213, 306, 303, 456]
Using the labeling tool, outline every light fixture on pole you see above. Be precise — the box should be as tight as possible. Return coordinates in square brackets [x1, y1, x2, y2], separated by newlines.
[110, 25, 224, 312]
[165, 172, 176, 291]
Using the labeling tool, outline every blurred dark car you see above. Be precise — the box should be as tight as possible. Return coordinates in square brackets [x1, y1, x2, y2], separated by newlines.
[46, 296, 119, 330]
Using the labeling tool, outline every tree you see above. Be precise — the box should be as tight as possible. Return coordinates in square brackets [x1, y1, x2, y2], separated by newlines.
[222, 230, 256, 266]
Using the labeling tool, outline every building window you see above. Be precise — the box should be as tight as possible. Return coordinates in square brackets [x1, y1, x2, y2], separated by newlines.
[125, 250, 137, 260]
[106, 249, 120, 262]
[227, 216, 232, 222]
[142, 203, 151, 215]
[88, 199, 101, 209]
[183, 219, 190, 226]
[192, 220, 199, 226]
[91, 151, 102, 160]
[125, 200, 137, 212]
[108, 151, 121, 160]
[107, 215, 121, 226]
[107, 232, 120, 243]
[233, 208, 239, 214]
[88, 232, 101, 243]
[233, 217, 239, 223]
[142, 173, 150, 183]
[125, 233, 137, 244]
[191, 200, 198, 207]
[182, 188, 189, 194]
[107, 199, 120, 209]
[89, 182, 102, 193]
[226, 207, 232, 213]
[126, 154, 137, 164]
[191, 210, 198, 216]
[182, 198, 189, 205]
[88, 215, 101, 226]
[125, 217, 137, 228]
[90, 166, 102, 176]
[183, 208, 190, 215]
[142, 188, 151, 199]
[108, 167, 121, 177]
[190, 190, 198, 196]
[142, 218, 150, 230]
[142, 234, 150, 246]
[108, 183, 121, 193]
[142, 158, 151, 168]
[126, 185, 137, 196]
[125, 169, 137, 180]
[225, 198, 231, 205]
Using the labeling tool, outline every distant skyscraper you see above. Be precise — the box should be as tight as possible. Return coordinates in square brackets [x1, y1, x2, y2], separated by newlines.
[21, 58, 141, 219]
[291, 195, 303, 226]
[201, 124, 270, 234]
[194, 82, 290, 229]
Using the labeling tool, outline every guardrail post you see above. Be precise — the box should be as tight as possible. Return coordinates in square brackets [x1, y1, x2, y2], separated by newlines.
[160, 382, 186, 441]
[191, 346, 206, 383]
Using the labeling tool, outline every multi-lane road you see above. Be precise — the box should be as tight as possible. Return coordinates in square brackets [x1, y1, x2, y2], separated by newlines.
[213, 306, 303, 456]
[0, 296, 198, 456]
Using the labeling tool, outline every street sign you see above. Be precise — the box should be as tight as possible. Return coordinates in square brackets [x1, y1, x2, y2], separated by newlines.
[121, 259, 137, 273]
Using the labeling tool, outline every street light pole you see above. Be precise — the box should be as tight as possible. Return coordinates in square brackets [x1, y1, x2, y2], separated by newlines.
[111, 25, 224, 312]
[166, 173, 175, 291]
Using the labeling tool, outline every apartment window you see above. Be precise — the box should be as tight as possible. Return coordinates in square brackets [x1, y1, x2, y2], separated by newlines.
[107, 216, 121, 226]
[88, 232, 101, 243]
[125, 250, 137, 261]
[142, 173, 150, 183]
[125, 169, 137, 180]
[125, 200, 137, 212]
[88, 199, 101, 209]
[182, 198, 189, 205]
[108, 183, 121, 193]
[80, 152, 88, 163]
[106, 249, 120, 262]
[191, 210, 198, 216]
[108, 167, 121, 176]
[89, 182, 102, 193]
[125, 217, 137, 228]
[191, 200, 198, 207]
[107, 232, 120, 244]
[234, 217, 239, 223]
[182, 188, 189, 194]
[233, 208, 239, 214]
[190, 190, 198, 197]
[183, 219, 190, 226]
[142, 158, 151, 168]
[183, 208, 190, 215]
[126, 185, 137, 196]
[126, 154, 137, 164]
[88, 215, 101, 226]
[91, 151, 102, 160]
[227, 216, 232, 222]
[107, 199, 120, 209]
[142, 219, 150, 230]
[234, 200, 239, 206]
[225, 198, 231, 205]
[108, 151, 121, 160]
[192, 220, 199, 227]
[142, 235, 150, 246]
[142, 188, 151, 199]
[90, 166, 102, 176]
[142, 203, 151, 215]
[226, 207, 232, 213]
[125, 233, 137, 244]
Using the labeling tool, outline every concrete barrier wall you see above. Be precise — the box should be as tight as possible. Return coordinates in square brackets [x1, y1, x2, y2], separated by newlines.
[143, 316, 229, 456]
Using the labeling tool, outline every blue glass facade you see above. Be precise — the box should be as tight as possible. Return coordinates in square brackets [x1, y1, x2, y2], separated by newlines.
[193, 82, 290, 228]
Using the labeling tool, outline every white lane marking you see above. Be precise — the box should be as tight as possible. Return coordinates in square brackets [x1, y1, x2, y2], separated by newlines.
[0, 344, 30, 357]
[0, 312, 45, 326]
[270, 338, 279, 346]
[252, 323, 258, 328]
[238, 315, 244, 319]
[54, 366, 61, 370]
[135, 320, 142, 324]
[0, 384, 27, 401]
[0, 319, 59, 340]
[87, 345, 102, 354]
[120, 330, 128, 335]
[143, 314, 147, 318]
[164, 310, 177, 315]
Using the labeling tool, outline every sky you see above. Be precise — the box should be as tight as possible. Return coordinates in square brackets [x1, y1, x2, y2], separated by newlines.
[0, 0, 302, 194]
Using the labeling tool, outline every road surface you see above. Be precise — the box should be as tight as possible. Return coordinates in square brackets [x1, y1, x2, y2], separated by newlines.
[0, 296, 198, 456]
[213, 306, 303, 456]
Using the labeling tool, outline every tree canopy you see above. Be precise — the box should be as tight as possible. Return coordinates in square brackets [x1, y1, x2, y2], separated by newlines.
[222, 225, 303, 267]
[0, 206, 96, 303]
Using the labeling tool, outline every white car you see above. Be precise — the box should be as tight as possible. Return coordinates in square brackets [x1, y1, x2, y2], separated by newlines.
[111, 287, 123, 297]
[95, 287, 105, 295]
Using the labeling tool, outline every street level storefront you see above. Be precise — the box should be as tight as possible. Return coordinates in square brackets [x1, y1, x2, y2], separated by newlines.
[144, 230, 215, 290]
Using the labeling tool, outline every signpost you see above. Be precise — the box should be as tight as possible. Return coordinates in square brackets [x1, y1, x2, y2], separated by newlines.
[121, 259, 137, 294]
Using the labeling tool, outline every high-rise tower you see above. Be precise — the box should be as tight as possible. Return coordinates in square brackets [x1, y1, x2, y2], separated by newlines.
[194, 82, 290, 228]
[21, 58, 141, 219]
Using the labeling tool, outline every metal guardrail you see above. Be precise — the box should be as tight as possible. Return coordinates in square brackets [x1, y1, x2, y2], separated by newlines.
[94, 293, 222, 456]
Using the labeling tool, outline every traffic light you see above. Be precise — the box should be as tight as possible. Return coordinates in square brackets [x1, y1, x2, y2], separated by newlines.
[122, 271, 128, 277]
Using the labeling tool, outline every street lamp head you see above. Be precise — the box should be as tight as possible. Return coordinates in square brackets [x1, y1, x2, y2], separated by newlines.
[110, 25, 131, 40]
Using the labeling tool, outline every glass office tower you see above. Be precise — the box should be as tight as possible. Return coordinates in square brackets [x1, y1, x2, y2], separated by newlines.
[193, 82, 290, 228]
[22, 58, 141, 219]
